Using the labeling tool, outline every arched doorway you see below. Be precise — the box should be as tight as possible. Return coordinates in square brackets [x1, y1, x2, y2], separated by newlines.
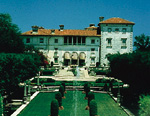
[64, 52, 71, 66]
[71, 52, 78, 65]
[79, 52, 86, 66]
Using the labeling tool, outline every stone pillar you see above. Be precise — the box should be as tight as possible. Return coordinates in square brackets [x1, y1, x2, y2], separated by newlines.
[117, 80, 121, 105]
[27, 81, 31, 102]
[0, 94, 3, 116]
[23, 83, 27, 103]
[37, 72, 40, 91]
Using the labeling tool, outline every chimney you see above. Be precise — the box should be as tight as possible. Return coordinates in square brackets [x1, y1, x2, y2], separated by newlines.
[38, 26, 44, 29]
[32, 26, 39, 33]
[51, 29, 55, 34]
[89, 24, 95, 27]
[99, 17, 104, 22]
[59, 25, 64, 31]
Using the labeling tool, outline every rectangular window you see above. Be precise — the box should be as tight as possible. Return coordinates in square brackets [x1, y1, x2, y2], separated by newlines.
[108, 28, 112, 33]
[26, 38, 30, 43]
[69, 36, 72, 45]
[82, 37, 86, 45]
[122, 28, 126, 34]
[91, 48, 95, 51]
[64, 36, 67, 45]
[121, 38, 127, 48]
[54, 58, 58, 63]
[115, 28, 119, 32]
[40, 38, 44, 43]
[54, 48, 58, 51]
[55, 39, 58, 43]
[106, 38, 112, 48]
[73, 36, 76, 45]
[91, 58, 95, 64]
[91, 39, 95, 44]
[78, 37, 81, 45]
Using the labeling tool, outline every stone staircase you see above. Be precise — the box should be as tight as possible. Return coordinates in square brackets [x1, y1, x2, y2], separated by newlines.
[56, 69, 74, 77]
[79, 69, 89, 78]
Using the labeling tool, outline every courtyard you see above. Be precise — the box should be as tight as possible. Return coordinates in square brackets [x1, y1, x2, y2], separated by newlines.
[18, 91, 128, 116]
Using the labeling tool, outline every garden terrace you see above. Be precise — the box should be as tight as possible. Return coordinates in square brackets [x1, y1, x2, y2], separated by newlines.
[17, 91, 128, 116]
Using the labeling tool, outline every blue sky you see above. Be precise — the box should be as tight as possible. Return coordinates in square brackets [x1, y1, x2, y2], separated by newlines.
[0, 0, 150, 37]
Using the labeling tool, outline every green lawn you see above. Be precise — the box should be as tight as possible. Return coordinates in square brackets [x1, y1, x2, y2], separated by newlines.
[18, 91, 128, 116]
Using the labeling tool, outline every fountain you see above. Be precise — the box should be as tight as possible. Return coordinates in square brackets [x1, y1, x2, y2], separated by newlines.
[72, 66, 80, 116]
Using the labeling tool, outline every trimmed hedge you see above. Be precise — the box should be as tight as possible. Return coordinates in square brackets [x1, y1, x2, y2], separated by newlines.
[59, 85, 64, 98]
[51, 99, 59, 116]
[55, 92, 62, 107]
[88, 92, 95, 106]
[61, 82, 66, 92]
[85, 84, 90, 98]
[89, 100, 97, 116]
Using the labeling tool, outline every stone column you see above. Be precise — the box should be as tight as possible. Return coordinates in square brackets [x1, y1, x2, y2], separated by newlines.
[117, 80, 121, 105]
[23, 83, 27, 103]
[27, 81, 31, 102]
[0, 94, 3, 116]
[37, 72, 40, 91]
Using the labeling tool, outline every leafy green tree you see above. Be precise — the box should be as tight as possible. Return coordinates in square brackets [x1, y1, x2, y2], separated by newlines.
[0, 13, 25, 53]
[138, 95, 150, 116]
[134, 34, 150, 51]
[0, 53, 40, 96]
[51, 99, 59, 116]
[89, 100, 97, 116]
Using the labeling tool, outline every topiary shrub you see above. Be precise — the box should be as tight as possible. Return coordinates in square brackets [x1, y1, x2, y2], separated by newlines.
[85, 92, 95, 110]
[61, 82, 67, 93]
[55, 92, 63, 109]
[89, 100, 97, 116]
[85, 84, 90, 99]
[88, 92, 95, 106]
[83, 82, 88, 94]
[59, 85, 65, 99]
[50, 99, 59, 116]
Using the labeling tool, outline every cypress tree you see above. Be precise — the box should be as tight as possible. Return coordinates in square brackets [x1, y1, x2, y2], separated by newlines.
[50, 99, 59, 116]
[59, 85, 65, 99]
[85, 84, 90, 99]
[85, 92, 95, 110]
[61, 82, 66, 93]
[55, 92, 64, 110]
[83, 82, 88, 94]
[88, 92, 95, 106]
[89, 100, 97, 116]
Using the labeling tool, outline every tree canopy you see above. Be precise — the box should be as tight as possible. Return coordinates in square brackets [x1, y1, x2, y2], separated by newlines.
[134, 34, 150, 51]
[0, 13, 24, 53]
[0, 53, 40, 96]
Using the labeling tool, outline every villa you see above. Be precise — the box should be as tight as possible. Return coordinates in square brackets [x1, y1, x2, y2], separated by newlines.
[22, 17, 134, 67]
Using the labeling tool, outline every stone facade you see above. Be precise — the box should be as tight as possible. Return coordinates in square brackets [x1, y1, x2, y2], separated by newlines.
[22, 17, 135, 67]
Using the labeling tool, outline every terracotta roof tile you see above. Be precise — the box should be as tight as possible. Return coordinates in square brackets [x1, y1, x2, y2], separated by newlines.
[100, 17, 135, 25]
[22, 29, 100, 36]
